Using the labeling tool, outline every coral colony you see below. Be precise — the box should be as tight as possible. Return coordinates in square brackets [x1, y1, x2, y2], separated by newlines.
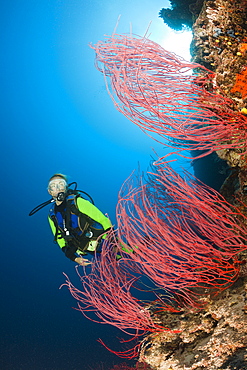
[64, 162, 247, 358]
[117, 162, 247, 299]
[65, 33, 247, 361]
[91, 34, 247, 158]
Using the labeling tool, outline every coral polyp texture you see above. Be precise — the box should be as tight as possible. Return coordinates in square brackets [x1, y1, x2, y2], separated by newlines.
[231, 67, 247, 99]
[137, 278, 247, 370]
[91, 33, 247, 158]
[191, 0, 247, 169]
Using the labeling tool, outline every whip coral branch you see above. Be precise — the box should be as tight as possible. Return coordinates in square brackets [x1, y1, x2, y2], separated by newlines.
[61, 231, 174, 358]
[91, 33, 247, 157]
[117, 161, 247, 305]
[61, 231, 165, 336]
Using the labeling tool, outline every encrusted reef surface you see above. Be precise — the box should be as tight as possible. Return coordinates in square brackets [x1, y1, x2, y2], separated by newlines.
[191, 0, 247, 110]
[139, 276, 247, 369]
[191, 0, 247, 213]
[191, 0, 247, 170]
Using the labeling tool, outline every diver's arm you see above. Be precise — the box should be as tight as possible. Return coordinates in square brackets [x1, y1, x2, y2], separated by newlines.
[76, 197, 112, 232]
[48, 216, 66, 248]
[61, 244, 78, 261]
[61, 245, 91, 265]
[74, 257, 92, 266]
[48, 216, 91, 265]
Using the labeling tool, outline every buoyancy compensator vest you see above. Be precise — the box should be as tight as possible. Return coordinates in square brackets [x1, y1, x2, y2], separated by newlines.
[49, 194, 107, 253]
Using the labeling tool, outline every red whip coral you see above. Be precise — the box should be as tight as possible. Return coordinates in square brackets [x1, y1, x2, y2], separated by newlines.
[116, 161, 247, 305]
[63, 162, 247, 357]
[62, 231, 166, 334]
[89, 361, 152, 370]
[62, 231, 178, 358]
[109, 362, 152, 369]
[91, 33, 247, 157]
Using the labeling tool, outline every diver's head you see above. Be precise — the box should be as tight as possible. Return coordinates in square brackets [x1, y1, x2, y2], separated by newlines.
[48, 173, 68, 204]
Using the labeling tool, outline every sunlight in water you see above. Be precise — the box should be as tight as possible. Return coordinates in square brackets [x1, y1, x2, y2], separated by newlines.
[161, 30, 192, 61]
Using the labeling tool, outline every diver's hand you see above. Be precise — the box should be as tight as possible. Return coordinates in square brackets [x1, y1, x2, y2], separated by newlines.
[75, 257, 92, 266]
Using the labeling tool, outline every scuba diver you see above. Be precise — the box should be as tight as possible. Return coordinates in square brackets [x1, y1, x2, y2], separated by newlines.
[29, 173, 112, 266]
[47, 174, 112, 266]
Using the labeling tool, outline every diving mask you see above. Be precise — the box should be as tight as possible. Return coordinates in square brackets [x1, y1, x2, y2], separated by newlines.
[48, 178, 67, 193]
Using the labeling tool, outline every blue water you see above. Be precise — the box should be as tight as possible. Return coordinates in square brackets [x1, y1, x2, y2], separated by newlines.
[0, 1, 227, 369]
[0, 1, 170, 369]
